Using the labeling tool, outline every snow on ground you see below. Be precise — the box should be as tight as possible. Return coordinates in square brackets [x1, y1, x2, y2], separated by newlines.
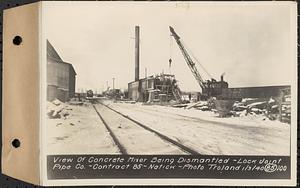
[103, 100, 290, 155]
[46, 101, 119, 154]
[46, 98, 290, 155]
[106, 100, 289, 130]
[94, 104, 186, 155]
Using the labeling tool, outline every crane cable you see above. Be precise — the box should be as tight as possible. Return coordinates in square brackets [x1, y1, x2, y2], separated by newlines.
[169, 34, 173, 74]
[181, 39, 213, 80]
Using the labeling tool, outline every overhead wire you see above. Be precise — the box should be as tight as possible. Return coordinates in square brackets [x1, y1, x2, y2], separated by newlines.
[169, 34, 173, 74]
[180, 39, 213, 80]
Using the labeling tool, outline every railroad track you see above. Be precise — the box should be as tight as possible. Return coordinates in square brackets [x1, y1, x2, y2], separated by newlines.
[91, 101, 201, 155]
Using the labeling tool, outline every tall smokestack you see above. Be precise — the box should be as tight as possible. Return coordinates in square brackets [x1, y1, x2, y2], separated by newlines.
[221, 72, 225, 82]
[135, 26, 140, 81]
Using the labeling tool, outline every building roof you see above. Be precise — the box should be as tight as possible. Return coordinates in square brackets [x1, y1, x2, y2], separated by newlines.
[128, 74, 176, 85]
[47, 40, 77, 75]
[47, 40, 62, 61]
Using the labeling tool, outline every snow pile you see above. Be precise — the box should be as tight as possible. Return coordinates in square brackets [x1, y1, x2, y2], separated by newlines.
[47, 99, 71, 119]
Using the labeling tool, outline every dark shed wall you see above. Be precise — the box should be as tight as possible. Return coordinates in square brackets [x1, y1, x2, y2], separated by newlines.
[222, 85, 290, 99]
[128, 81, 140, 101]
[47, 62, 70, 102]
[47, 40, 76, 102]
[69, 66, 76, 98]
[47, 61, 70, 90]
[47, 85, 69, 102]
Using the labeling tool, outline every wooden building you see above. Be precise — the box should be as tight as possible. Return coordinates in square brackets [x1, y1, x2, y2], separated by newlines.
[47, 40, 76, 102]
[128, 74, 181, 103]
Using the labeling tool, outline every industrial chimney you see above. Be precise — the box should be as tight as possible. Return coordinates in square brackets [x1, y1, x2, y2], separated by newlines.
[135, 26, 140, 81]
[221, 72, 225, 82]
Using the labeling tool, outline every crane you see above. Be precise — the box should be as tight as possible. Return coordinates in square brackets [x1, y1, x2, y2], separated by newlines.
[169, 26, 228, 99]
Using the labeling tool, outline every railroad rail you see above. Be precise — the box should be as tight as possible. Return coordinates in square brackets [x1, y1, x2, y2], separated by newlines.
[92, 100, 201, 155]
[92, 104, 128, 154]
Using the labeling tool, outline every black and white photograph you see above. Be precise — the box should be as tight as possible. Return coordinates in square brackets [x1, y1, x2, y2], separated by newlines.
[42, 1, 297, 185]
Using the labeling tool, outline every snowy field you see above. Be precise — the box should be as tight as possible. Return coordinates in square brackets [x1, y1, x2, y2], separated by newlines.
[46, 99, 290, 155]
[46, 101, 119, 154]
[103, 100, 290, 155]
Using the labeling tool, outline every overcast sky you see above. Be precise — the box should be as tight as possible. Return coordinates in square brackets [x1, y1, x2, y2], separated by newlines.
[43, 1, 296, 92]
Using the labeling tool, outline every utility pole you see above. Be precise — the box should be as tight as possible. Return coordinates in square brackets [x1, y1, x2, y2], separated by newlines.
[145, 68, 148, 89]
[112, 77, 115, 90]
[112, 77, 116, 99]
[169, 58, 172, 75]
[135, 26, 140, 81]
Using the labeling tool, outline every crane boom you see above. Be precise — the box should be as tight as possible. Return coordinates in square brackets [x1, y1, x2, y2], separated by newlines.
[169, 26, 207, 91]
[169, 26, 229, 99]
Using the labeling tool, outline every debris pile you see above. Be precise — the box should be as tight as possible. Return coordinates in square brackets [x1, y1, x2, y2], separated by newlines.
[172, 97, 290, 123]
[230, 98, 279, 119]
[47, 99, 71, 119]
